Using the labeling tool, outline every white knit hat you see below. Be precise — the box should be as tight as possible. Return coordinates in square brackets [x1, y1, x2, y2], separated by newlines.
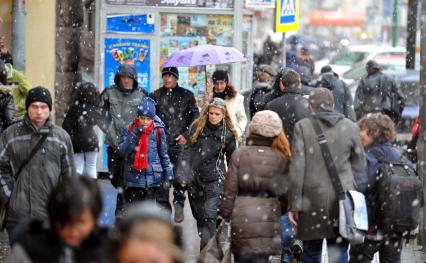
[249, 110, 282, 138]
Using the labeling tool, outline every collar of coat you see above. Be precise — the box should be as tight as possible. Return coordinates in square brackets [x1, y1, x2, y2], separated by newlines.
[23, 114, 53, 133]
[246, 135, 273, 147]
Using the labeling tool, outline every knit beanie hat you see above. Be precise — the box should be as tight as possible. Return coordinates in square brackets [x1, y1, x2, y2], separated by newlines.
[137, 97, 156, 119]
[162, 67, 179, 80]
[25, 86, 53, 111]
[212, 70, 229, 83]
[249, 110, 282, 138]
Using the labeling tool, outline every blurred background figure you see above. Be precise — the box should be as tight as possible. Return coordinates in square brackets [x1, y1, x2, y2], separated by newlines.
[247, 64, 277, 119]
[110, 201, 184, 263]
[7, 176, 107, 263]
[62, 82, 103, 179]
[0, 36, 13, 65]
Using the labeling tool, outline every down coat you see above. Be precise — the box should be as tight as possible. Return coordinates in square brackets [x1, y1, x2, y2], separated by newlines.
[0, 115, 75, 223]
[220, 136, 289, 255]
[118, 116, 173, 188]
[287, 108, 366, 241]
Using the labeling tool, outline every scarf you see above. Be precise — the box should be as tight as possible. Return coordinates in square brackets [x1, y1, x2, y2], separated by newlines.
[130, 120, 154, 171]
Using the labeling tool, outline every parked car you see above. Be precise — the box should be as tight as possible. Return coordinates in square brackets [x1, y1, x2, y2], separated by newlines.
[316, 45, 406, 75]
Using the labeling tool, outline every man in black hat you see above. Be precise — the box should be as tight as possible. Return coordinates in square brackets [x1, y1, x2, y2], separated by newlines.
[0, 86, 75, 243]
[150, 67, 199, 221]
[354, 60, 405, 124]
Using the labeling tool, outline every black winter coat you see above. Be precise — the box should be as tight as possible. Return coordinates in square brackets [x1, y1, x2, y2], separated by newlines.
[249, 82, 272, 118]
[0, 92, 17, 134]
[8, 220, 108, 263]
[178, 121, 236, 184]
[62, 104, 102, 153]
[317, 73, 356, 121]
[150, 86, 199, 148]
[266, 87, 309, 144]
[354, 71, 405, 123]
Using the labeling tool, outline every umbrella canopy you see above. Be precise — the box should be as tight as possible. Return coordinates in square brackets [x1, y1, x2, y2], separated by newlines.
[164, 44, 247, 67]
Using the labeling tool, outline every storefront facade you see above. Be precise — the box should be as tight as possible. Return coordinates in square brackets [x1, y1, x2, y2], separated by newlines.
[95, 0, 254, 97]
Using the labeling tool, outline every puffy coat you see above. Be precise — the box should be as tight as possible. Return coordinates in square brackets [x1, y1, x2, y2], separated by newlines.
[149, 85, 199, 147]
[100, 64, 147, 148]
[317, 72, 356, 121]
[178, 121, 236, 220]
[0, 92, 18, 134]
[288, 108, 366, 240]
[354, 70, 405, 123]
[248, 82, 272, 119]
[7, 220, 108, 263]
[266, 86, 309, 144]
[62, 104, 102, 153]
[220, 135, 289, 255]
[5, 63, 31, 118]
[118, 116, 173, 188]
[0, 115, 75, 223]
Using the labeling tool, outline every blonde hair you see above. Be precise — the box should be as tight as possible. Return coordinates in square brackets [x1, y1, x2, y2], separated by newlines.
[190, 105, 240, 144]
[271, 129, 291, 160]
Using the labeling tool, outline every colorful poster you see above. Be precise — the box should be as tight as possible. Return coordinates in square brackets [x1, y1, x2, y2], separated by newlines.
[245, 0, 274, 8]
[106, 14, 154, 34]
[106, 0, 233, 8]
[104, 38, 151, 92]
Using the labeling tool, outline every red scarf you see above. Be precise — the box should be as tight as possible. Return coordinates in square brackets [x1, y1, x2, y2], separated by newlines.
[130, 120, 154, 171]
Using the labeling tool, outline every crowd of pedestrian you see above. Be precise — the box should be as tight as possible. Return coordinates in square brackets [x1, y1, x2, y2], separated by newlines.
[0, 38, 420, 263]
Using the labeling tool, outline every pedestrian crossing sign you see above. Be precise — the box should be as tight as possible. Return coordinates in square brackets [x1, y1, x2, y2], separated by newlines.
[275, 0, 299, 32]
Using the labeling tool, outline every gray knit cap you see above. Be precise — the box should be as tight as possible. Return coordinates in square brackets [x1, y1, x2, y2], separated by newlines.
[249, 110, 282, 138]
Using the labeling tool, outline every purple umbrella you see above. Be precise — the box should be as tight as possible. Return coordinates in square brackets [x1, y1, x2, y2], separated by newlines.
[164, 44, 247, 67]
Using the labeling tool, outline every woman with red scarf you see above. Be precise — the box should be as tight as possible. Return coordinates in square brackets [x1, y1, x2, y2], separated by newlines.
[118, 97, 174, 212]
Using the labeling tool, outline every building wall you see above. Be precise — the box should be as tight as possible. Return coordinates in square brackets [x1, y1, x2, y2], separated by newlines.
[25, 0, 56, 98]
[0, 0, 13, 53]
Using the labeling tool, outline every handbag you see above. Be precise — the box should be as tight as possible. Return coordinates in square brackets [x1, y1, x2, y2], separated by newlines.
[197, 221, 232, 263]
[310, 118, 368, 245]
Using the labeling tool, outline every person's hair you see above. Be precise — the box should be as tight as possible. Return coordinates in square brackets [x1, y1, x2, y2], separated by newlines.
[271, 67, 290, 92]
[190, 104, 240, 144]
[47, 176, 103, 228]
[309, 87, 335, 110]
[358, 113, 396, 144]
[271, 129, 291, 160]
[0, 60, 7, 85]
[71, 81, 100, 107]
[280, 69, 300, 89]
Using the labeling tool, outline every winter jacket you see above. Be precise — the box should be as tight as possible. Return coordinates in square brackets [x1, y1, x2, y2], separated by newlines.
[357, 143, 406, 236]
[263, 86, 283, 106]
[5, 63, 31, 118]
[0, 115, 75, 223]
[7, 220, 108, 263]
[118, 116, 173, 188]
[62, 104, 102, 153]
[248, 82, 272, 119]
[100, 64, 147, 149]
[178, 121, 236, 220]
[150, 85, 199, 148]
[295, 65, 314, 96]
[220, 135, 289, 255]
[354, 70, 405, 123]
[288, 108, 366, 240]
[317, 72, 356, 121]
[0, 92, 18, 134]
[266, 86, 309, 144]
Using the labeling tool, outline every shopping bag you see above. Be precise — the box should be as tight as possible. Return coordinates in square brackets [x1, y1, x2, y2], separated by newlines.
[197, 221, 232, 263]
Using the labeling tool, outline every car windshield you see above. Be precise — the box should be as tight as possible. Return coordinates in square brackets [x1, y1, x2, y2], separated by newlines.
[342, 65, 365, 80]
[329, 51, 367, 65]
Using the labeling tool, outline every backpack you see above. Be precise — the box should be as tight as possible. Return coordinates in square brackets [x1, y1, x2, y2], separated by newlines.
[371, 149, 423, 236]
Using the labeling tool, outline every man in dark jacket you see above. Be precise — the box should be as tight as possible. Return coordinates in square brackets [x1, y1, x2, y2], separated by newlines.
[354, 60, 405, 124]
[266, 69, 309, 144]
[246, 64, 276, 118]
[100, 64, 147, 189]
[150, 67, 199, 222]
[0, 87, 75, 243]
[317, 65, 356, 121]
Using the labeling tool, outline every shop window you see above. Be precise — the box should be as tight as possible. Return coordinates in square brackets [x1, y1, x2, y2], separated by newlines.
[160, 13, 233, 104]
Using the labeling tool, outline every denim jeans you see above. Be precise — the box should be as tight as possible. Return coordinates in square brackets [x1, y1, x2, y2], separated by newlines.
[281, 213, 297, 262]
[303, 237, 349, 263]
[74, 151, 98, 179]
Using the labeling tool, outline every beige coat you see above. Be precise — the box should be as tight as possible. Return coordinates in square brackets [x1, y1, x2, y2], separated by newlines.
[288, 113, 366, 241]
